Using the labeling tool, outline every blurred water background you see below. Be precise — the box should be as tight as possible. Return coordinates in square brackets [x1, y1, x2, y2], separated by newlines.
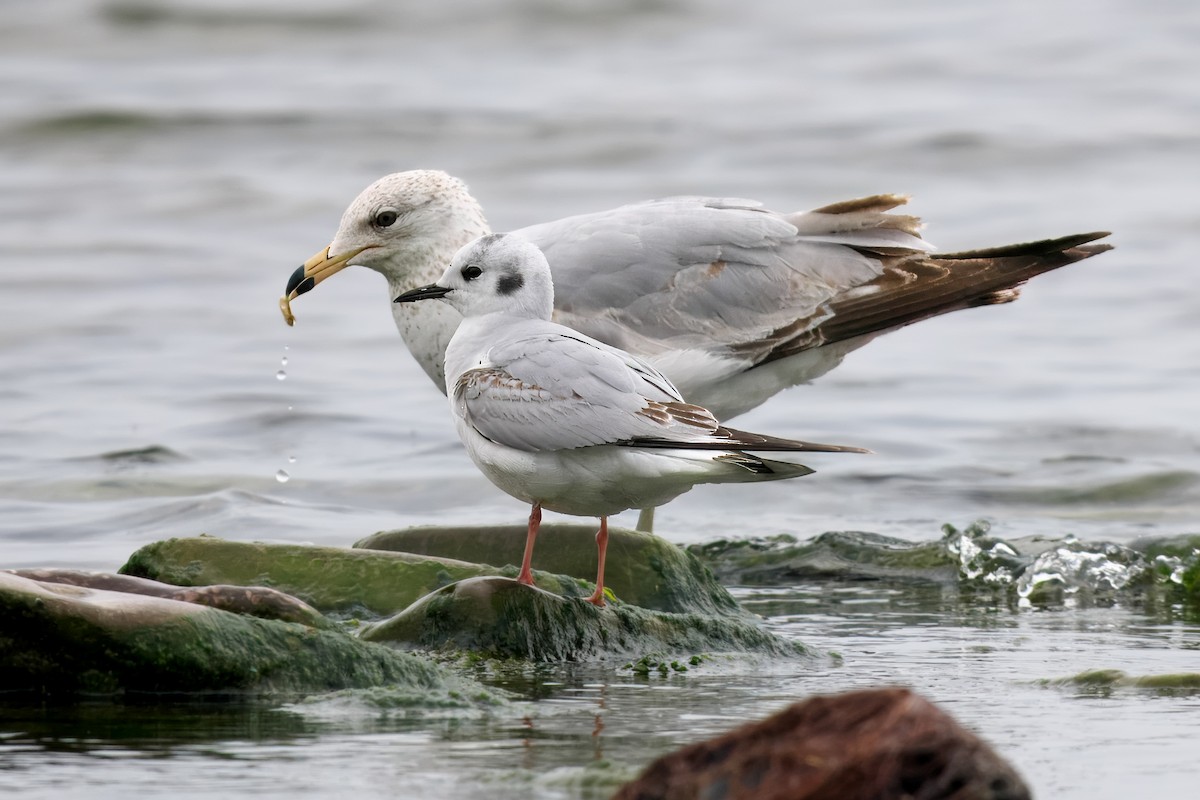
[1, 0, 1198, 798]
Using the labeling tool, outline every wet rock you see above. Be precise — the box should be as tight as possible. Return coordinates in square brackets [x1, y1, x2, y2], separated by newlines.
[689, 530, 959, 585]
[1042, 669, 1200, 691]
[357, 524, 741, 616]
[361, 576, 811, 662]
[120, 535, 575, 618]
[1130, 534, 1200, 605]
[7, 568, 329, 628]
[0, 571, 499, 701]
[612, 687, 1029, 800]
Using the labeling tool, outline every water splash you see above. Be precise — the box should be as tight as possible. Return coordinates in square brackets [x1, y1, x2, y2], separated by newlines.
[1153, 554, 1186, 585]
[942, 521, 1021, 585]
[1015, 543, 1147, 606]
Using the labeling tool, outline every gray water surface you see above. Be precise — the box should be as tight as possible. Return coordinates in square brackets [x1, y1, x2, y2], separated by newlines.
[2, 0, 1198, 797]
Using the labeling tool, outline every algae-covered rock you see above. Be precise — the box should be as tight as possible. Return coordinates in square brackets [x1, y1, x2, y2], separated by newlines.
[689, 530, 959, 585]
[120, 536, 572, 618]
[0, 571, 500, 701]
[356, 524, 740, 616]
[1129, 534, 1200, 605]
[1128, 534, 1200, 561]
[1041, 669, 1200, 691]
[361, 576, 811, 661]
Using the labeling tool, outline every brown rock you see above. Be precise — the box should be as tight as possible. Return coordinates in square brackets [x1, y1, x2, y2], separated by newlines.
[611, 687, 1029, 800]
[7, 568, 327, 627]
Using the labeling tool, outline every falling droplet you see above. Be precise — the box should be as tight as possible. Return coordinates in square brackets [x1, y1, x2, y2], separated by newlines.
[288, 455, 296, 464]
[281, 356, 289, 367]
[287, 405, 293, 412]
[276, 370, 286, 381]
[275, 469, 290, 483]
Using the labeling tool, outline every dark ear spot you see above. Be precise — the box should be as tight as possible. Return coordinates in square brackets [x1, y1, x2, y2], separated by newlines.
[496, 271, 524, 295]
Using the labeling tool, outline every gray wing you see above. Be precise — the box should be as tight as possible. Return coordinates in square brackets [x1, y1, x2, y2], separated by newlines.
[514, 194, 932, 364]
[454, 330, 726, 453]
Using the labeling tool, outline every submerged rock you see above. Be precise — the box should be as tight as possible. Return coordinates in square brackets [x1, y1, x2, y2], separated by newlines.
[0, 571, 500, 701]
[612, 687, 1029, 800]
[361, 576, 810, 661]
[357, 524, 740, 616]
[689, 530, 959, 585]
[1041, 669, 1200, 692]
[691, 524, 1200, 612]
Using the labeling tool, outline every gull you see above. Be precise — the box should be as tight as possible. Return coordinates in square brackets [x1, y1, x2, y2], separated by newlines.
[393, 234, 869, 607]
[283, 170, 1112, 422]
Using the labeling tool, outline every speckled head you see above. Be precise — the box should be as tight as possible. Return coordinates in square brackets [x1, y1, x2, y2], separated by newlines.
[285, 169, 491, 310]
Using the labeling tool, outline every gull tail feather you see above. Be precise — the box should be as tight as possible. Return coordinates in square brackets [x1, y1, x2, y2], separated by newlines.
[753, 231, 1113, 365]
[620, 427, 870, 454]
[713, 453, 816, 481]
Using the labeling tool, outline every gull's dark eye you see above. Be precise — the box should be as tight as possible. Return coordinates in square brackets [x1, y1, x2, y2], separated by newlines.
[461, 265, 483, 281]
[374, 209, 399, 228]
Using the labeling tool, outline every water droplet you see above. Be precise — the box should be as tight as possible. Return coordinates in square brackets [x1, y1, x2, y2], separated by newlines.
[275, 469, 290, 483]
[288, 456, 296, 464]
[287, 405, 293, 412]
[276, 370, 286, 381]
[281, 356, 288, 367]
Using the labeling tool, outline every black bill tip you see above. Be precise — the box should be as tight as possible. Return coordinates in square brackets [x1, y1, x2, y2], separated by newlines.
[394, 284, 452, 303]
[285, 265, 316, 298]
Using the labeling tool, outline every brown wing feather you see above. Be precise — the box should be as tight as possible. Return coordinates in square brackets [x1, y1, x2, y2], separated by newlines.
[732, 232, 1112, 365]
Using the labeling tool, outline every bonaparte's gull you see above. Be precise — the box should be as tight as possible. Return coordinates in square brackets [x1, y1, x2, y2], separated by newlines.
[283, 170, 1111, 420]
[393, 233, 869, 607]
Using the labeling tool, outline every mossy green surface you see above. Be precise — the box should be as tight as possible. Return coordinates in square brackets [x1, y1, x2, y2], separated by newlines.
[361, 576, 812, 662]
[356, 524, 742, 616]
[689, 530, 959, 585]
[1129, 534, 1200, 561]
[1041, 669, 1200, 691]
[0, 572, 498, 701]
[120, 536, 570, 618]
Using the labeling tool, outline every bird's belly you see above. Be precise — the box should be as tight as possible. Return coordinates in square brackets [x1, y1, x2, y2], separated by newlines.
[460, 431, 704, 518]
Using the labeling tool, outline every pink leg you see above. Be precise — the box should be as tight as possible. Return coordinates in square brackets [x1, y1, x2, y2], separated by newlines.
[516, 503, 541, 586]
[585, 517, 609, 607]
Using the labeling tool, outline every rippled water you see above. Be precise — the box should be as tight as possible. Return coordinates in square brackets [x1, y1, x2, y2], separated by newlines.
[2, 0, 1198, 797]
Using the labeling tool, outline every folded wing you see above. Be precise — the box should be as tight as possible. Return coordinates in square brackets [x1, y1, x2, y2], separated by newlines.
[455, 328, 867, 455]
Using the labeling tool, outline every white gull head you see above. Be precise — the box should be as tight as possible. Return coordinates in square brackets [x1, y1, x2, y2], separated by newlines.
[397, 233, 555, 322]
[327, 169, 489, 288]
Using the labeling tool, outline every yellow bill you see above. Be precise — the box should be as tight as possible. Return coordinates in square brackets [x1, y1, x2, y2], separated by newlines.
[279, 244, 374, 326]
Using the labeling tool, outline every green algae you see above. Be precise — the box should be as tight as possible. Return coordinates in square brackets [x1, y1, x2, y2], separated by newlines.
[120, 535, 571, 618]
[1041, 669, 1200, 692]
[1130, 534, 1200, 561]
[356, 524, 741, 616]
[689, 530, 959, 585]
[361, 576, 812, 662]
[0, 572, 500, 701]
